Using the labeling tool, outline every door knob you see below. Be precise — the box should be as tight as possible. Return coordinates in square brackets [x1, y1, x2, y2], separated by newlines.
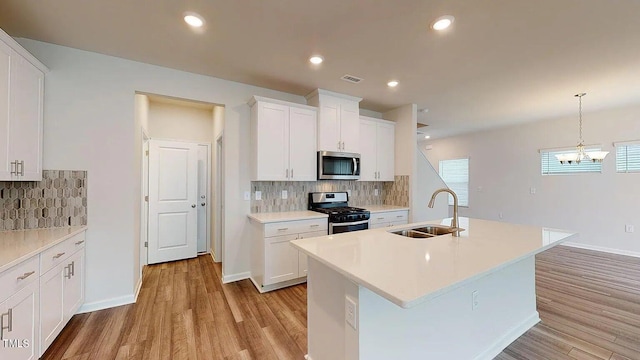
[191, 204, 196, 208]
[201, 202, 206, 206]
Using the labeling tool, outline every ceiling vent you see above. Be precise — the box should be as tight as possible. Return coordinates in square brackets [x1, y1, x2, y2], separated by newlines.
[341, 74, 363, 84]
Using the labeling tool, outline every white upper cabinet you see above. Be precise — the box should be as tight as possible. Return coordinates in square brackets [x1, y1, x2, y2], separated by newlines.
[0, 28, 46, 182]
[359, 116, 395, 181]
[306, 89, 362, 153]
[250, 96, 317, 181]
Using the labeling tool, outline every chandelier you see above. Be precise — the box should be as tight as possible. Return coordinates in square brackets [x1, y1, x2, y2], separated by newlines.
[555, 93, 608, 164]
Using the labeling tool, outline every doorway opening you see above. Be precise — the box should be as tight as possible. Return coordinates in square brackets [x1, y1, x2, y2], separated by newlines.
[136, 93, 225, 266]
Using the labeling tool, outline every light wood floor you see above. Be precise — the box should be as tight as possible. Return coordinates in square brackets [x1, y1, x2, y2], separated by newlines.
[43, 245, 640, 360]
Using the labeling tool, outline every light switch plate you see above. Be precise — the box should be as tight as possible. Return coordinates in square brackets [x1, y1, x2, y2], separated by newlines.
[255, 191, 262, 201]
[374, 189, 379, 196]
[281, 190, 288, 199]
[243, 191, 250, 201]
[530, 187, 536, 195]
[625, 224, 634, 233]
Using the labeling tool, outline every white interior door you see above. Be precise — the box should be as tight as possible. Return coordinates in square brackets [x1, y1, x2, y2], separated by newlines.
[148, 139, 198, 264]
[197, 144, 210, 253]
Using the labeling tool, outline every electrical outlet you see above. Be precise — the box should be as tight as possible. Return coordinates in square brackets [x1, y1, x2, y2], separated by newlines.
[281, 190, 288, 199]
[625, 225, 635, 233]
[499, 212, 504, 219]
[530, 187, 536, 195]
[243, 191, 250, 201]
[472, 290, 479, 311]
[255, 191, 262, 201]
[374, 188, 379, 196]
[347, 190, 352, 197]
[345, 296, 357, 330]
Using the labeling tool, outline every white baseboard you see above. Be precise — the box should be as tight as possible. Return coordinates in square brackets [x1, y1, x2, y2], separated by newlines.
[473, 312, 540, 360]
[222, 271, 250, 284]
[133, 276, 143, 302]
[563, 242, 640, 258]
[209, 252, 220, 263]
[77, 294, 136, 314]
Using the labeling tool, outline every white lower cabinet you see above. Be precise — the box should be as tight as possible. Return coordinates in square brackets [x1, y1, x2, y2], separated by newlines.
[369, 210, 409, 229]
[39, 232, 85, 356]
[0, 278, 39, 360]
[250, 218, 327, 292]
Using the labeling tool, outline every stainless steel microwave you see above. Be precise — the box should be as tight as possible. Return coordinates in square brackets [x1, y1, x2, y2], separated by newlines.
[317, 151, 360, 180]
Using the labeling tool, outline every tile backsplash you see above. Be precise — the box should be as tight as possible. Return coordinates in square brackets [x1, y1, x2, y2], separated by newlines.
[0, 170, 88, 231]
[250, 175, 410, 212]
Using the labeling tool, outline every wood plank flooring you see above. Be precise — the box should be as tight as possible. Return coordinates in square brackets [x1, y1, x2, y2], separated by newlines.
[43, 245, 640, 359]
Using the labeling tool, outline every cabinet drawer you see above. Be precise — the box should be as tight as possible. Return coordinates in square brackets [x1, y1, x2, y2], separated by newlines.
[370, 211, 408, 225]
[0, 255, 39, 303]
[264, 218, 327, 238]
[40, 232, 85, 273]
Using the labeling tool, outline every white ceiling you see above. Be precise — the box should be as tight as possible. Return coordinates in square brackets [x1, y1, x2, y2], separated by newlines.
[1, 0, 640, 138]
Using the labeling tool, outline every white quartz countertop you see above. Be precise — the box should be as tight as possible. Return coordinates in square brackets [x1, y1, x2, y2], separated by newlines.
[291, 217, 576, 309]
[363, 205, 410, 213]
[0, 226, 87, 272]
[247, 211, 328, 224]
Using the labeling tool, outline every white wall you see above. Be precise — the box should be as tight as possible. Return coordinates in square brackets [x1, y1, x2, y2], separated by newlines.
[20, 38, 306, 309]
[148, 100, 213, 143]
[414, 148, 449, 222]
[425, 104, 640, 256]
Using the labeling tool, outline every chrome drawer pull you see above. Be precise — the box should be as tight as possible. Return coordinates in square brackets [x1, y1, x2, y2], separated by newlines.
[64, 265, 72, 279]
[377, 217, 384, 220]
[17, 271, 35, 280]
[75, 240, 85, 245]
[53, 252, 66, 259]
[396, 215, 404, 218]
[310, 224, 319, 227]
[71, 261, 75, 277]
[277, 228, 288, 231]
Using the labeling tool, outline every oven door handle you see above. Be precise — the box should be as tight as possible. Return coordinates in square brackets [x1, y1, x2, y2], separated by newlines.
[333, 219, 369, 227]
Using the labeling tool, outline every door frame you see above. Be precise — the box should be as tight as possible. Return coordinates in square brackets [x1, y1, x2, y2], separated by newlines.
[214, 133, 224, 263]
[197, 143, 212, 254]
[140, 129, 149, 274]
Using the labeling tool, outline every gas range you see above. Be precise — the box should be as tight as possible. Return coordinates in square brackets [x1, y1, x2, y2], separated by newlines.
[308, 192, 370, 234]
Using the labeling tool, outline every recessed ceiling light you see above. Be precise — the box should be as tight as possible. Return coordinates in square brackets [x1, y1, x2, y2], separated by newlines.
[432, 15, 454, 31]
[184, 12, 205, 28]
[309, 55, 324, 65]
[387, 80, 399, 88]
[424, 135, 431, 139]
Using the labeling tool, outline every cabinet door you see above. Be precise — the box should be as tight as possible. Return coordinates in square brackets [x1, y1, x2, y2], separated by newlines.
[0, 41, 12, 180]
[264, 234, 299, 286]
[39, 264, 65, 354]
[63, 251, 84, 321]
[358, 119, 377, 181]
[9, 55, 43, 181]
[255, 102, 289, 180]
[369, 222, 390, 229]
[339, 101, 360, 153]
[0, 282, 39, 360]
[289, 107, 317, 181]
[297, 230, 328, 276]
[317, 99, 341, 151]
[376, 122, 395, 181]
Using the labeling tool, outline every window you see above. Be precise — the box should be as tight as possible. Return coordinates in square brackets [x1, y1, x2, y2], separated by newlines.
[615, 141, 640, 173]
[540, 148, 602, 175]
[438, 158, 469, 206]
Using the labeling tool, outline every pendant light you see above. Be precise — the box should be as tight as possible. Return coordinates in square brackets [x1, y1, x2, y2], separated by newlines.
[555, 93, 608, 164]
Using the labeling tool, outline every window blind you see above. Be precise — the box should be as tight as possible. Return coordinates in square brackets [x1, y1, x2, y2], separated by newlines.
[540, 149, 602, 175]
[438, 158, 469, 206]
[616, 142, 640, 173]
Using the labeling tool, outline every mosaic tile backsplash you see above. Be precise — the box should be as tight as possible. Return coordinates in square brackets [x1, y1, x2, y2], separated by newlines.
[0, 170, 88, 231]
[250, 175, 410, 212]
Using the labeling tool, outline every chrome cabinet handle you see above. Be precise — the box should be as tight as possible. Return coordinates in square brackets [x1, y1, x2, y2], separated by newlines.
[75, 240, 85, 246]
[17, 271, 35, 280]
[291, 168, 293, 178]
[337, 141, 341, 150]
[53, 252, 66, 259]
[19, 161, 24, 176]
[1, 308, 12, 340]
[191, 204, 196, 208]
[286, 168, 289, 178]
[64, 264, 71, 279]
[71, 261, 75, 277]
[277, 228, 288, 231]
[10, 161, 17, 175]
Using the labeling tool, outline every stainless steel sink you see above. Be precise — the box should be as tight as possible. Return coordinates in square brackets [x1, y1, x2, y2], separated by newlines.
[390, 225, 463, 238]
[412, 226, 461, 236]
[390, 230, 435, 238]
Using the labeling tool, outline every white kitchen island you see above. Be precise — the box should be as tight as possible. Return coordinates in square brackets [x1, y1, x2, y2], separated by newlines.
[290, 217, 576, 360]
